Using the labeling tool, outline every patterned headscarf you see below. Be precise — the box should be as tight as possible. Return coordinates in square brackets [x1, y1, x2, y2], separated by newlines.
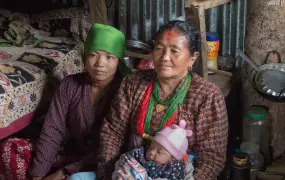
[84, 24, 131, 76]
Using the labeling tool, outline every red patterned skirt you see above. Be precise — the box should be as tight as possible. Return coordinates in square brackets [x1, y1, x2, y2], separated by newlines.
[0, 138, 81, 180]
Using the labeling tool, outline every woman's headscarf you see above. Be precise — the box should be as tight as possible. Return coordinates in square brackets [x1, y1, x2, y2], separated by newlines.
[84, 23, 131, 77]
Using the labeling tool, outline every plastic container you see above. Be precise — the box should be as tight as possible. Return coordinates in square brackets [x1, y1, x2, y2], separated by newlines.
[243, 106, 270, 166]
[240, 142, 264, 171]
[206, 32, 220, 74]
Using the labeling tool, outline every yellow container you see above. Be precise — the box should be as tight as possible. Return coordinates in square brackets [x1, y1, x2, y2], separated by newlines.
[206, 32, 220, 74]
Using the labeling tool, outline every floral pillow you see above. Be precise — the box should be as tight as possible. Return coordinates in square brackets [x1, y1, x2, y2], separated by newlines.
[30, 8, 91, 41]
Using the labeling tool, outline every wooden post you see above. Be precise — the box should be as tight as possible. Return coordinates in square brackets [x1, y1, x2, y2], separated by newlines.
[197, 6, 208, 79]
[88, 0, 108, 24]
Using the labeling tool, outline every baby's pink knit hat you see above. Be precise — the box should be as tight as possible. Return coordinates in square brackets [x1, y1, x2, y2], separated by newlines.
[154, 120, 193, 160]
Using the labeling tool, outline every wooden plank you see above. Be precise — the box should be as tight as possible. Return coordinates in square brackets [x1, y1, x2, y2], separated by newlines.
[197, 6, 208, 79]
[185, 7, 200, 30]
[185, 0, 231, 9]
[185, 0, 194, 8]
[88, 0, 108, 24]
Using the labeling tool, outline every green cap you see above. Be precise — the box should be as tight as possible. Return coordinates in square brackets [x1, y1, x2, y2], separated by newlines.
[85, 24, 125, 59]
[84, 24, 131, 77]
[247, 107, 267, 119]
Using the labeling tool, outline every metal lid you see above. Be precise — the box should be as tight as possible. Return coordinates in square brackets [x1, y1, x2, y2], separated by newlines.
[233, 153, 248, 166]
[206, 32, 219, 41]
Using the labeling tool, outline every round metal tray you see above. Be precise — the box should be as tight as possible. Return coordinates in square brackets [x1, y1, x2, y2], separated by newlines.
[250, 64, 285, 103]
[254, 63, 285, 97]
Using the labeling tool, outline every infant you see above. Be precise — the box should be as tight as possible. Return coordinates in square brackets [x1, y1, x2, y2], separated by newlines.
[113, 120, 193, 180]
[67, 120, 193, 180]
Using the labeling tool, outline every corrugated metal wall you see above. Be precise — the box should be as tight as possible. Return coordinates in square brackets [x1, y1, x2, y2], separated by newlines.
[107, 0, 185, 44]
[107, 0, 247, 63]
[51, 0, 88, 7]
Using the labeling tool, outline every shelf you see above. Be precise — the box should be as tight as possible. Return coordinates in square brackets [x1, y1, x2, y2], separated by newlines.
[208, 73, 232, 97]
[185, 0, 231, 9]
[185, 0, 232, 80]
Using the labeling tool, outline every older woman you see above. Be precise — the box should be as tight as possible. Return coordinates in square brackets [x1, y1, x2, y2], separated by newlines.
[97, 21, 228, 180]
[0, 24, 130, 180]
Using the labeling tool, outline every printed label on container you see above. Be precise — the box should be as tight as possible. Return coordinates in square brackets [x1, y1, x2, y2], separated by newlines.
[206, 41, 220, 57]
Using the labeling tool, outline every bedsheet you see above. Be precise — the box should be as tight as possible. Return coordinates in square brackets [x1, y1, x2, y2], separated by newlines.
[0, 27, 84, 140]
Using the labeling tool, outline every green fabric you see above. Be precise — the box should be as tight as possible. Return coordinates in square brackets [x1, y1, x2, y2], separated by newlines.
[0, 39, 12, 47]
[3, 21, 38, 47]
[144, 73, 192, 135]
[85, 23, 131, 76]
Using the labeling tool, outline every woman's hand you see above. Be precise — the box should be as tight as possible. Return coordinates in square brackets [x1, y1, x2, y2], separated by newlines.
[42, 170, 65, 180]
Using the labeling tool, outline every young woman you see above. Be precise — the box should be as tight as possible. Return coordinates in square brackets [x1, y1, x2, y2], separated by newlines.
[0, 24, 130, 180]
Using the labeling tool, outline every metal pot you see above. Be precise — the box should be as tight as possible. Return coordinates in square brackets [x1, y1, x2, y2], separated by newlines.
[124, 40, 152, 69]
[126, 40, 152, 53]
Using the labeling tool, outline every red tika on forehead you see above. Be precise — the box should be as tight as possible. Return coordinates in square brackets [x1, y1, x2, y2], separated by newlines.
[167, 31, 172, 40]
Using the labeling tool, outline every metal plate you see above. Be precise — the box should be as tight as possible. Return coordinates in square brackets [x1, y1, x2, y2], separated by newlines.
[256, 63, 285, 97]
[253, 63, 285, 97]
[250, 72, 285, 103]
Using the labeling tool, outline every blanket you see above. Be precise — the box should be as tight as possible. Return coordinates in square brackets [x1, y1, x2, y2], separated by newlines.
[113, 151, 194, 180]
[113, 153, 149, 180]
[0, 9, 84, 139]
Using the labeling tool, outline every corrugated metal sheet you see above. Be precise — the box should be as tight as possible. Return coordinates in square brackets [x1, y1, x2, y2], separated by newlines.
[51, 0, 87, 7]
[107, 0, 184, 44]
[107, 0, 247, 65]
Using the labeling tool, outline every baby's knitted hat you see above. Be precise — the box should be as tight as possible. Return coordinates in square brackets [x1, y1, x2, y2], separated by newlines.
[154, 120, 193, 160]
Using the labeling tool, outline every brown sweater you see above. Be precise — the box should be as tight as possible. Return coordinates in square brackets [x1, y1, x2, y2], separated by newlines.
[98, 70, 228, 180]
[30, 72, 121, 177]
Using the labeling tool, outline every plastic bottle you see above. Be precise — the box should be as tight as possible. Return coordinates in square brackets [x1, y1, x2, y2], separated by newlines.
[240, 142, 264, 171]
[243, 106, 270, 167]
[206, 32, 220, 74]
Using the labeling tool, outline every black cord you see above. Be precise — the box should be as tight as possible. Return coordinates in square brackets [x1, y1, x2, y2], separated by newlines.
[106, 0, 113, 8]
[105, 0, 113, 21]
